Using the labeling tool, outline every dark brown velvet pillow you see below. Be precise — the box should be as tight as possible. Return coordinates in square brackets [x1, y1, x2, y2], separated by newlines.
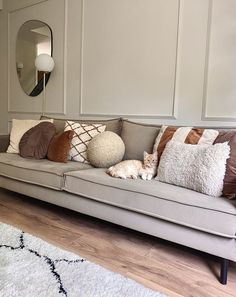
[47, 130, 74, 163]
[214, 131, 236, 199]
[19, 122, 56, 159]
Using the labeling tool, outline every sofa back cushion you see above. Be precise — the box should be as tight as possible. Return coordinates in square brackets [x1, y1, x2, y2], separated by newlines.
[41, 116, 122, 136]
[121, 120, 160, 160]
[0, 135, 10, 153]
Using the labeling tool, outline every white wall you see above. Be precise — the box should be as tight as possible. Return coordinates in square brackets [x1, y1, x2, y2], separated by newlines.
[1, 0, 236, 135]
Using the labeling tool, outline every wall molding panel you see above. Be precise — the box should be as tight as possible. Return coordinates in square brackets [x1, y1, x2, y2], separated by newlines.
[2, 0, 236, 134]
[7, 0, 67, 116]
[79, 0, 180, 119]
[201, 0, 213, 121]
[202, 0, 236, 122]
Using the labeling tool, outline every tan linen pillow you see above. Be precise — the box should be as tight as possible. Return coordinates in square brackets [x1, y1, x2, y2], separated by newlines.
[7, 119, 53, 154]
[64, 121, 106, 163]
[153, 126, 219, 163]
[19, 122, 56, 159]
[47, 130, 74, 163]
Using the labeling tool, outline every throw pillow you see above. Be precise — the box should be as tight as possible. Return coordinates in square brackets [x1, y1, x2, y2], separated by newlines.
[214, 130, 236, 199]
[19, 122, 56, 159]
[157, 141, 230, 197]
[153, 126, 219, 162]
[87, 131, 125, 168]
[64, 121, 106, 163]
[7, 119, 53, 154]
[47, 130, 74, 163]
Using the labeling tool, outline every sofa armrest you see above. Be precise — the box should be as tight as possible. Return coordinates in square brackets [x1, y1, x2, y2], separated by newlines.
[0, 135, 10, 152]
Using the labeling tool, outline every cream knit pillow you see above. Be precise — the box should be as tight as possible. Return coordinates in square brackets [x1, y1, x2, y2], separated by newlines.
[7, 119, 53, 154]
[157, 141, 230, 197]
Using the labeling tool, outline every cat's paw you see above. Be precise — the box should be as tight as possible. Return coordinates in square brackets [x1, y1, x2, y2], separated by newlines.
[141, 173, 148, 180]
[141, 173, 153, 180]
[147, 174, 153, 181]
[131, 175, 138, 179]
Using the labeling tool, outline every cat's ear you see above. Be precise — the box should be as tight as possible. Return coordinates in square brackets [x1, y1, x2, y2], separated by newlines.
[153, 151, 158, 159]
[143, 151, 148, 159]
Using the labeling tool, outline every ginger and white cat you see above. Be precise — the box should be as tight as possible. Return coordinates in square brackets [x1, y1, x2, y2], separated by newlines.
[107, 152, 158, 180]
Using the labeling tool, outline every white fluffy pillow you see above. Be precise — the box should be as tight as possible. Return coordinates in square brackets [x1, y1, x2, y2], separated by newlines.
[156, 141, 230, 197]
[7, 119, 53, 154]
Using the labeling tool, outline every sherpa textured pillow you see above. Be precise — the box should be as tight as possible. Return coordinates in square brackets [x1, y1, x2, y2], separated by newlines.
[157, 141, 230, 197]
[153, 126, 219, 165]
[7, 119, 53, 154]
[64, 121, 106, 163]
[19, 122, 56, 159]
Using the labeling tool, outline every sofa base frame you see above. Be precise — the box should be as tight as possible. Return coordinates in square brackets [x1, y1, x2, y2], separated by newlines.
[0, 176, 236, 286]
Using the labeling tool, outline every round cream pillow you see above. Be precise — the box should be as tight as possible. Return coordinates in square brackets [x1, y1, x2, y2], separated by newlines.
[87, 131, 125, 168]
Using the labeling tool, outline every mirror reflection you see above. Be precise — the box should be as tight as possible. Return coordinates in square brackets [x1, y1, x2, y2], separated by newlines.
[16, 20, 52, 97]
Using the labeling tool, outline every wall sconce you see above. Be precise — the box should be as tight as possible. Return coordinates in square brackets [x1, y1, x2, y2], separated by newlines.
[35, 54, 55, 116]
[16, 62, 24, 78]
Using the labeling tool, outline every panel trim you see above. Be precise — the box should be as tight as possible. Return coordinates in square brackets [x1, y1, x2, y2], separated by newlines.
[78, 0, 84, 116]
[7, 0, 67, 116]
[8, 111, 66, 115]
[201, 0, 236, 122]
[7, 11, 10, 115]
[201, 0, 213, 121]
[79, 0, 181, 120]
[62, 0, 68, 116]
[8, 1, 48, 13]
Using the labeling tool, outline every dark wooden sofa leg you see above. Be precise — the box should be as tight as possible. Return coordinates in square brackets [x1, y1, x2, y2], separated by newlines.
[220, 258, 229, 285]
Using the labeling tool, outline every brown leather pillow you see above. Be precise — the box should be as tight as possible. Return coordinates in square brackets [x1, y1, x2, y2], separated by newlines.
[19, 122, 56, 159]
[214, 131, 236, 199]
[47, 130, 74, 163]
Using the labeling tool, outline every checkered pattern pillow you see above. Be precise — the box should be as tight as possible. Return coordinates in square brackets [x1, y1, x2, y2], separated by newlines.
[64, 121, 106, 163]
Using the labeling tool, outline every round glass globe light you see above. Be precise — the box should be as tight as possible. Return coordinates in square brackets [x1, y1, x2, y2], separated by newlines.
[35, 54, 55, 72]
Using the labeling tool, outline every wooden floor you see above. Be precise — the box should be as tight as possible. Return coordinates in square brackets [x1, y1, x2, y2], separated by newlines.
[0, 188, 236, 297]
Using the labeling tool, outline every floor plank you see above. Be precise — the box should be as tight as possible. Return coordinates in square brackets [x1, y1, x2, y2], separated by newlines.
[0, 188, 236, 297]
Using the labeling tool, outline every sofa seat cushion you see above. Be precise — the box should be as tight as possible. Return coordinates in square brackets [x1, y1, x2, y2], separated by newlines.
[0, 153, 92, 190]
[64, 169, 236, 238]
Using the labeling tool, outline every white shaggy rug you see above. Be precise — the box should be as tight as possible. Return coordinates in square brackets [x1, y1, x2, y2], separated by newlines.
[0, 222, 167, 297]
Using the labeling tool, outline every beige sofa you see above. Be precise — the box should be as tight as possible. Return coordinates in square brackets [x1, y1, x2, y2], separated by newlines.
[0, 117, 236, 285]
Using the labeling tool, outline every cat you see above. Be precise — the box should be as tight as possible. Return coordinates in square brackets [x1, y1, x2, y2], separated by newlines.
[107, 151, 158, 180]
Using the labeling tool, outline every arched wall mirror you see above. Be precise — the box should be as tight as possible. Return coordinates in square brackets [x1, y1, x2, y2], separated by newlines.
[16, 20, 53, 97]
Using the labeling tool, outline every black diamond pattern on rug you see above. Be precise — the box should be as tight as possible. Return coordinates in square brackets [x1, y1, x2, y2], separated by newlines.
[0, 232, 85, 296]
